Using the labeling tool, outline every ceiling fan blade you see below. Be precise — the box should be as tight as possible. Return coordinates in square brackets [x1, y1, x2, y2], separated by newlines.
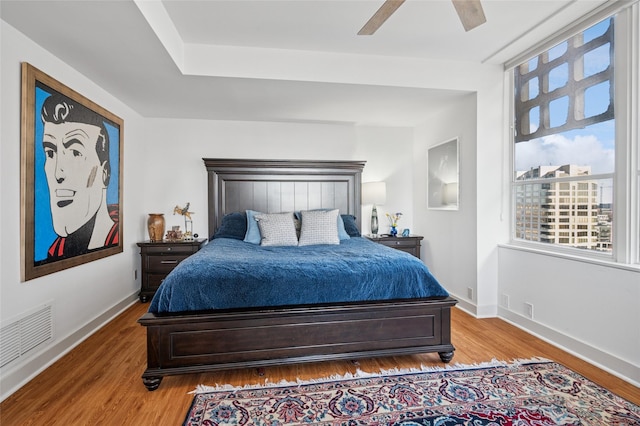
[358, 0, 406, 35]
[451, 0, 486, 32]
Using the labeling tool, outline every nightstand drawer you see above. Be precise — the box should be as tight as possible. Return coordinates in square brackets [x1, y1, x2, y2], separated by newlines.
[137, 238, 207, 302]
[384, 239, 416, 248]
[147, 273, 167, 289]
[144, 245, 196, 255]
[392, 247, 418, 256]
[365, 235, 423, 258]
[147, 254, 190, 272]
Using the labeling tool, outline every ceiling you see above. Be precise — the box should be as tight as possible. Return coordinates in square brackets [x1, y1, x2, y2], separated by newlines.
[1, 0, 609, 126]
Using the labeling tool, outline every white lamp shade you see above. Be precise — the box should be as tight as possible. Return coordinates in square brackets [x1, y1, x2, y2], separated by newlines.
[362, 182, 386, 205]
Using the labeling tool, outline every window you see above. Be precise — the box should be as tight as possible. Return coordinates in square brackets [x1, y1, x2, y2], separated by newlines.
[510, 4, 639, 264]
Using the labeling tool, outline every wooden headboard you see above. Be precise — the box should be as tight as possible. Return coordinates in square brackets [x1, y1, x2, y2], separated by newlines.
[203, 159, 366, 238]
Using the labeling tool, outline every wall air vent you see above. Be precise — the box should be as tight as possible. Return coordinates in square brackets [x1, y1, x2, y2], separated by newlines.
[0, 304, 53, 369]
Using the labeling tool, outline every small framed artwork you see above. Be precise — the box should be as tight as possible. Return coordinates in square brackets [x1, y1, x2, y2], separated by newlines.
[20, 63, 124, 281]
[402, 228, 410, 237]
[427, 137, 459, 210]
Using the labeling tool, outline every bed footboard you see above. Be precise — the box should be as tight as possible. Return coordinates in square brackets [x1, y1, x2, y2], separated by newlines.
[138, 297, 457, 391]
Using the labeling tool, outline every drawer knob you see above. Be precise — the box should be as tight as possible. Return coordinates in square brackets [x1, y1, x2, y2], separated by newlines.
[160, 260, 178, 264]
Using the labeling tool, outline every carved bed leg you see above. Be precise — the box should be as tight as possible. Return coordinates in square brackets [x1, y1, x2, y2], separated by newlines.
[439, 351, 454, 363]
[142, 376, 162, 391]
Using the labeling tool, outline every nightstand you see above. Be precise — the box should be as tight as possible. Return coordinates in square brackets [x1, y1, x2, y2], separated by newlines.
[136, 238, 207, 302]
[366, 235, 424, 258]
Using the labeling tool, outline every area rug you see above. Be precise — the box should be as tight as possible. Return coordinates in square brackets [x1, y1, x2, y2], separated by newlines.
[183, 358, 640, 425]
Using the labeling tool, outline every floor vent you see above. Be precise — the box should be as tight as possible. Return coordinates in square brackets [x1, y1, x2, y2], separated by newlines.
[0, 304, 53, 368]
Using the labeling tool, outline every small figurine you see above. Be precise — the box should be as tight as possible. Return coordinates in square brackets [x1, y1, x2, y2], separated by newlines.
[173, 203, 194, 241]
[173, 202, 193, 221]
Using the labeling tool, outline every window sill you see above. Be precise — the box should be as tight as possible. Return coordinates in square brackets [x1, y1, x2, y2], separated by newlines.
[498, 242, 640, 273]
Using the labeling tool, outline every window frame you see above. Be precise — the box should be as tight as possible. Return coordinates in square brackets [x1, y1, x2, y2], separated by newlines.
[507, 2, 639, 267]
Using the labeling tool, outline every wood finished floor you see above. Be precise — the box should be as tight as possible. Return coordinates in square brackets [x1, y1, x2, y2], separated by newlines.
[1, 301, 638, 425]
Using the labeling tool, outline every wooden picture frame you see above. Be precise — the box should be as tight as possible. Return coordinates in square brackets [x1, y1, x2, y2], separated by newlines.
[20, 63, 124, 281]
[427, 137, 459, 210]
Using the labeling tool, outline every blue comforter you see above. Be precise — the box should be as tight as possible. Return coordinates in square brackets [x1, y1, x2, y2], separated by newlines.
[148, 237, 448, 313]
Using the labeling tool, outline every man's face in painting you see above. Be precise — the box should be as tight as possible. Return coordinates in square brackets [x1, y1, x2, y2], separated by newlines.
[42, 121, 107, 237]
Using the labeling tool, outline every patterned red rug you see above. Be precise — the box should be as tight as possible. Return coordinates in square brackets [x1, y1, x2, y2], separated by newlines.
[183, 359, 639, 425]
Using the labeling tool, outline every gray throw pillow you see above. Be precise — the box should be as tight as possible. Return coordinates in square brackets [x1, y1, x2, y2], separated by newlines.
[254, 212, 299, 246]
[298, 209, 340, 246]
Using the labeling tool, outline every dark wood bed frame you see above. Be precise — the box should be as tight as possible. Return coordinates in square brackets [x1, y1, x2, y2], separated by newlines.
[138, 159, 457, 391]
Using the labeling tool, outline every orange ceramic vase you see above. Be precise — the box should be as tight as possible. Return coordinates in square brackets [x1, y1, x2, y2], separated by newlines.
[147, 213, 165, 242]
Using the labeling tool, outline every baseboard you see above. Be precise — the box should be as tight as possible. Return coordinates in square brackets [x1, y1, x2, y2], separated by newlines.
[0, 292, 139, 402]
[498, 307, 640, 387]
[452, 296, 639, 387]
[449, 293, 476, 316]
[449, 292, 496, 318]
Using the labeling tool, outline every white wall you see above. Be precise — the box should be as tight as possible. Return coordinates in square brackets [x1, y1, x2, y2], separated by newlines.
[412, 70, 506, 319]
[0, 21, 147, 401]
[413, 94, 479, 308]
[355, 126, 415, 236]
[474, 76, 511, 318]
[498, 247, 640, 384]
[137, 119, 416, 238]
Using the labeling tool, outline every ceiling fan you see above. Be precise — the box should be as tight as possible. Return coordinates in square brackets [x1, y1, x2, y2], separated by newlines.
[358, 0, 486, 35]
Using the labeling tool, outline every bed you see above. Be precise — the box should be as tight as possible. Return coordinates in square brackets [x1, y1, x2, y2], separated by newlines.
[138, 158, 457, 391]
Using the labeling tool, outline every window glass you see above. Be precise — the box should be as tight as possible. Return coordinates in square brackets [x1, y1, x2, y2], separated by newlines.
[583, 44, 611, 77]
[515, 121, 615, 175]
[513, 18, 615, 254]
[514, 177, 613, 251]
[526, 77, 539, 100]
[549, 96, 569, 128]
[582, 19, 610, 44]
[548, 63, 568, 92]
[584, 82, 611, 117]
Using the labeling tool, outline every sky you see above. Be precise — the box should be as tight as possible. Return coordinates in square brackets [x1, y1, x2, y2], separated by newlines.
[515, 121, 614, 175]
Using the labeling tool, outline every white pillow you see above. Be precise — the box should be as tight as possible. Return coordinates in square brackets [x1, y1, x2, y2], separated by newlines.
[298, 209, 340, 246]
[254, 212, 299, 246]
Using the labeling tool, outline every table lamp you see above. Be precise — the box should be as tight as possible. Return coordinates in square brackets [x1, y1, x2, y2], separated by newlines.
[362, 182, 386, 236]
